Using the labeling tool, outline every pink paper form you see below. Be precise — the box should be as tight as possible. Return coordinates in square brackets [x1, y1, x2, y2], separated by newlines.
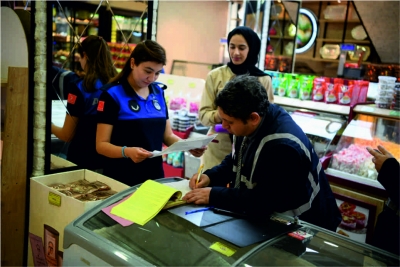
[102, 194, 134, 227]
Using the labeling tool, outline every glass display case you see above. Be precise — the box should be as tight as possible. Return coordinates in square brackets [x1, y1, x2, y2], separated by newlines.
[62, 178, 399, 266]
[325, 113, 400, 189]
[281, 106, 347, 158]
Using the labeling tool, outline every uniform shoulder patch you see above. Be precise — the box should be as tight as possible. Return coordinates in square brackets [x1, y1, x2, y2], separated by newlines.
[97, 100, 105, 111]
[67, 93, 77, 104]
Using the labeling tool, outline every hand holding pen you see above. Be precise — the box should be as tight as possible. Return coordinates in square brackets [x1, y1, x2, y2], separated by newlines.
[189, 165, 210, 189]
[196, 164, 204, 186]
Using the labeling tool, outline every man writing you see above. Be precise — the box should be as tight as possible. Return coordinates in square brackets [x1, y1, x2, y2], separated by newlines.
[183, 75, 341, 231]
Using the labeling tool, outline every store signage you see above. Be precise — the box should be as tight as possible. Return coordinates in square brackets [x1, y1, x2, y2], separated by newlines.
[295, 8, 318, 54]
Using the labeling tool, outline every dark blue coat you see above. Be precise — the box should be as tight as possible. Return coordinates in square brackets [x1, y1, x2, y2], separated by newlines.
[205, 104, 342, 232]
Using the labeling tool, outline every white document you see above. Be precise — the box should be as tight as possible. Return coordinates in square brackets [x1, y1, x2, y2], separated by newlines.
[163, 179, 192, 198]
[150, 134, 217, 157]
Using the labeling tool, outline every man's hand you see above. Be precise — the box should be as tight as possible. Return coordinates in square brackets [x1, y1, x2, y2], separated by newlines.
[188, 173, 210, 189]
[182, 188, 211, 205]
[366, 145, 394, 172]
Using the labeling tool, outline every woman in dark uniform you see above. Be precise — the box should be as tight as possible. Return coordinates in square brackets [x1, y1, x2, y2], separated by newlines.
[96, 40, 204, 186]
[51, 35, 117, 170]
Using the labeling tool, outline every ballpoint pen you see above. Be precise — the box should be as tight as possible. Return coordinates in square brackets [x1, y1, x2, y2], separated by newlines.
[196, 164, 204, 186]
[185, 206, 214, 215]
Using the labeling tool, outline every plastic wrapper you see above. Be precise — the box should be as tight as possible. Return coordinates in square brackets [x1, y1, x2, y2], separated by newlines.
[75, 193, 98, 202]
[299, 75, 313, 100]
[58, 189, 82, 198]
[89, 181, 111, 191]
[91, 190, 118, 200]
[48, 183, 71, 191]
[312, 78, 326, 102]
[286, 78, 299, 98]
[67, 179, 98, 194]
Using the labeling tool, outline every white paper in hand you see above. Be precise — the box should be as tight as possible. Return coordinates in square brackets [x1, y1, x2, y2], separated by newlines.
[150, 134, 217, 157]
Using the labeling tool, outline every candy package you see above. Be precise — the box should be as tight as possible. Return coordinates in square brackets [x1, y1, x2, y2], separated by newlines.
[312, 78, 326, 102]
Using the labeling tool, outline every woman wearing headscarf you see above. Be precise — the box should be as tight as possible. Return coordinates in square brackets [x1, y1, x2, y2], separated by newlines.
[199, 26, 274, 170]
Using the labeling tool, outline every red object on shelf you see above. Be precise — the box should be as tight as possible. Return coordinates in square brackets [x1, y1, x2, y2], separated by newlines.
[172, 125, 193, 140]
[163, 162, 184, 178]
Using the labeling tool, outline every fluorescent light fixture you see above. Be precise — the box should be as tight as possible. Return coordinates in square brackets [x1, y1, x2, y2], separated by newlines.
[295, 8, 318, 54]
[324, 241, 339, 248]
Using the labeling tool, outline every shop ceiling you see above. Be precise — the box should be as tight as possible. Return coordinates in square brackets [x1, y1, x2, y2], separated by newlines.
[353, 1, 399, 64]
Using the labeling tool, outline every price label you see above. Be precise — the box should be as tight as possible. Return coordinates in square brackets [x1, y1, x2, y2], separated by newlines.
[210, 242, 236, 257]
[48, 192, 61, 206]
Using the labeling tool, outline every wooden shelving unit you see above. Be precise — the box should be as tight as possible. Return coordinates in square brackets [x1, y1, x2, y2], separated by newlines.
[294, 1, 374, 76]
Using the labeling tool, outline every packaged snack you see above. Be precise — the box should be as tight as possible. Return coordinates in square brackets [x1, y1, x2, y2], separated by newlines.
[89, 181, 111, 191]
[68, 179, 97, 194]
[91, 190, 118, 200]
[312, 78, 326, 102]
[270, 72, 281, 95]
[75, 193, 98, 202]
[286, 78, 299, 98]
[277, 75, 288, 97]
[324, 78, 337, 104]
[58, 189, 81, 198]
[167, 153, 175, 165]
[357, 81, 369, 103]
[48, 183, 70, 191]
[172, 151, 184, 168]
[189, 102, 199, 114]
[338, 84, 353, 105]
[299, 75, 313, 100]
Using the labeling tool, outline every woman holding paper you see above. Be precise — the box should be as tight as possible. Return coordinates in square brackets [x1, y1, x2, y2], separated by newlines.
[199, 26, 274, 170]
[96, 40, 205, 186]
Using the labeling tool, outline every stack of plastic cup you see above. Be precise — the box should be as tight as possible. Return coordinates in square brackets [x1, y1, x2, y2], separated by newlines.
[375, 76, 396, 109]
[393, 82, 400, 111]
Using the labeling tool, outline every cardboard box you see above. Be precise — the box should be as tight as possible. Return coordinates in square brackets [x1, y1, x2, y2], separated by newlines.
[27, 169, 130, 266]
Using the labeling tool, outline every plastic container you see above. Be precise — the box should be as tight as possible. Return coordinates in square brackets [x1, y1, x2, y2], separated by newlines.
[378, 76, 397, 84]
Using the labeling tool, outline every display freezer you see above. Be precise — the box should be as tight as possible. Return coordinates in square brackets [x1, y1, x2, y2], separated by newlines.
[63, 178, 399, 266]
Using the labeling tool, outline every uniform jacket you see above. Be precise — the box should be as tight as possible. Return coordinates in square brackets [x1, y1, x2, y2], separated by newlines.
[66, 78, 105, 170]
[204, 104, 342, 232]
[97, 80, 168, 186]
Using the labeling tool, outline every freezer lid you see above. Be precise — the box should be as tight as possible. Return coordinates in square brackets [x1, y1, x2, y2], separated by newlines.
[63, 178, 273, 266]
[235, 222, 400, 267]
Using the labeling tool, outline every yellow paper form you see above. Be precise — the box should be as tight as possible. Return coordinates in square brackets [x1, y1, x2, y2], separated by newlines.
[110, 180, 179, 226]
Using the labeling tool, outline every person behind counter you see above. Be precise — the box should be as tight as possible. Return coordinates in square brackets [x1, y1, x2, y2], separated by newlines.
[366, 145, 400, 255]
[199, 26, 274, 171]
[183, 75, 342, 232]
[96, 40, 205, 186]
[51, 35, 117, 170]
